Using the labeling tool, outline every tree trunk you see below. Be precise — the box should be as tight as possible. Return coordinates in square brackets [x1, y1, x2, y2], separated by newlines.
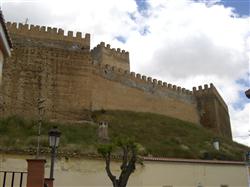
[100, 140, 138, 187]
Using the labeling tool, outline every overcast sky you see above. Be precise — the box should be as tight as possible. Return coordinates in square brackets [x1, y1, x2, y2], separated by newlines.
[1, 0, 250, 146]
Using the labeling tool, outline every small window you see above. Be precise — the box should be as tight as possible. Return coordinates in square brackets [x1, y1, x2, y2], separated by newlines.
[221, 185, 228, 187]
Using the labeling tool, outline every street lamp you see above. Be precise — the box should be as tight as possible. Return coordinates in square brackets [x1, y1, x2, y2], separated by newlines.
[245, 89, 250, 186]
[245, 89, 250, 99]
[48, 126, 61, 179]
[245, 151, 250, 187]
[212, 138, 220, 151]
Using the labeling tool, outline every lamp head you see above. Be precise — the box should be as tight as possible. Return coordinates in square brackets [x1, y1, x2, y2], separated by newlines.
[48, 126, 61, 148]
[245, 89, 250, 99]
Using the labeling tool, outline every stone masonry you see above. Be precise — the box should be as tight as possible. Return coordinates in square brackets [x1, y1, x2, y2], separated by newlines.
[0, 22, 232, 139]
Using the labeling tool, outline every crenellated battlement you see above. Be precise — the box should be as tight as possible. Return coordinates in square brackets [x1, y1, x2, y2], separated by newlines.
[192, 83, 213, 95]
[96, 63, 193, 97]
[92, 42, 129, 59]
[6, 22, 90, 49]
[192, 83, 228, 111]
[91, 42, 130, 71]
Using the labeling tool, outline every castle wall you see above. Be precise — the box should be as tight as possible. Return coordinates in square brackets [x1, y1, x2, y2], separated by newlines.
[1, 23, 93, 120]
[1, 22, 233, 139]
[91, 64, 200, 124]
[1, 22, 200, 125]
[91, 42, 130, 71]
[193, 84, 232, 138]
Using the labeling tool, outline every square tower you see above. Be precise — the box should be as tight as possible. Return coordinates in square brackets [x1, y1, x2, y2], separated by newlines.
[91, 42, 130, 72]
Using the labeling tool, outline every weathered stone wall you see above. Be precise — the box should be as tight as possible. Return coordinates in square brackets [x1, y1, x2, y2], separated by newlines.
[1, 22, 199, 124]
[1, 22, 92, 120]
[92, 64, 199, 123]
[193, 84, 232, 138]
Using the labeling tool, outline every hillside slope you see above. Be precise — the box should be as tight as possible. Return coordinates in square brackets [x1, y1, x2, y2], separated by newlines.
[0, 110, 248, 161]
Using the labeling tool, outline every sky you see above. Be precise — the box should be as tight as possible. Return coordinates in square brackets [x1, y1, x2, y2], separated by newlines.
[1, 0, 250, 146]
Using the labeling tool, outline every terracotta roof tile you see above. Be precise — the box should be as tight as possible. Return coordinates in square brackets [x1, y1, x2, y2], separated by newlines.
[143, 156, 245, 165]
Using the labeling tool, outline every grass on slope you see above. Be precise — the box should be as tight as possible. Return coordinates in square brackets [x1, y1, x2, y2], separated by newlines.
[0, 116, 98, 154]
[0, 111, 248, 161]
[93, 110, 248, 161]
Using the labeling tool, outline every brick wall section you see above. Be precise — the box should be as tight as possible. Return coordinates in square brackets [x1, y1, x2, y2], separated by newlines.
[26, 159, 46, 187]
[44, 178, 54, 187]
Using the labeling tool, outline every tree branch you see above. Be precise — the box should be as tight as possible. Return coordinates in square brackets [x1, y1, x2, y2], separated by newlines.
[121, 145, 137, 186]
[104, 152, 116, 182]
[120, 145, 128, 170]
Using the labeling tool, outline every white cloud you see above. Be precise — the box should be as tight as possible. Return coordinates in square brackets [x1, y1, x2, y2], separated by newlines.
[231, 103, 250, 146]
[2, 0, 250, 146]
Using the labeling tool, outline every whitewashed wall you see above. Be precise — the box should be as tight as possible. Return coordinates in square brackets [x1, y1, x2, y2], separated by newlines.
[0, 154, 248, 187]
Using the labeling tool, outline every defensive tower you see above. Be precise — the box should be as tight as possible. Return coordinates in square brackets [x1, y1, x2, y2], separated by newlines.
[2, 22, 92, 120]
[193, 84, 232, 138]
[91, 42, 130, 71]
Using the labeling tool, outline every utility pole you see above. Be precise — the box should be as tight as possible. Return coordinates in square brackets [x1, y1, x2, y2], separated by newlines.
[36, 52, 45, 158]
[36, 98, 45, 158]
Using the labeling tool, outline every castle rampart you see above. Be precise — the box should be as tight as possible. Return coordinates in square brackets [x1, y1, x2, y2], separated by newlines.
[94, 63, 194, 97]
[6, 22, 90, 50]
[0, 22, 232, 139]
[90, 63, 199, 123]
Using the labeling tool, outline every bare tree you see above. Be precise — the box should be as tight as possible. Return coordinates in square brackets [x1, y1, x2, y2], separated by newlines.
[98, 138, 140, 187]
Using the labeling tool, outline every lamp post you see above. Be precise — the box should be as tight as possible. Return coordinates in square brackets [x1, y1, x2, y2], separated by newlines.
[245, 151, 250, 187]
[48, 126, 61, 179]
[245, 89, 250, 187]
[245, 89, 250, 99]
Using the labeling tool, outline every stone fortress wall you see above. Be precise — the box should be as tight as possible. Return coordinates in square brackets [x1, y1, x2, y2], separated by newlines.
[1, 22, 93, 120]
[0, 22, 232, 139]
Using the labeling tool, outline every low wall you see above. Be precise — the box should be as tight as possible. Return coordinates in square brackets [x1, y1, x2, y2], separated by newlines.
[0, 154, 248, 187]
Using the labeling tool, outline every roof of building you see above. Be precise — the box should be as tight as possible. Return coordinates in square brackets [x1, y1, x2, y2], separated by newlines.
[0, 10, 12, 49]
[143, 156, 246, 165]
